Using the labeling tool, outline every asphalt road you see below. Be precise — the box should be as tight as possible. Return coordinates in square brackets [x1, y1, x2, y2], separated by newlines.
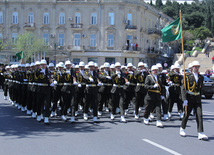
[0, 89, 214, 155]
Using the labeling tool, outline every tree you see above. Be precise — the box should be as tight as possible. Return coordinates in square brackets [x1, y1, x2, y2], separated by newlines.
[165, 0, 172, 6]
[14, 32, 48, 63]
[184, 12, 204, 29]
[191, 27, 213, 42]
[0, 39, 9, 53]
[150, 0, 153, 6]
[183, 30, 194, 50]
[162, 6, 176, 18]
[171, 1, 180, 18]
[205, 6, 212, 30]
[156, 0, 163, 9]
[152, 0, 214, 35]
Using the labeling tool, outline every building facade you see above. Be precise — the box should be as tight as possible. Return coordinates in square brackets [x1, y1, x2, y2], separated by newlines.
[0, 0, 176, 67]
[144, 0, 198, 4]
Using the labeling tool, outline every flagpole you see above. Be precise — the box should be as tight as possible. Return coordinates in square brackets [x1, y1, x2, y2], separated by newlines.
[179, 10, 187, 115]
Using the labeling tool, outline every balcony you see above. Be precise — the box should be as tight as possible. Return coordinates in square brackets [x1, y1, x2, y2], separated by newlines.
[70, 23, 83, 30]
[146, 47, 162, 58]
[125, 25, 137, 32]
[122, 45, 141, 54]
[148, 28, 162, 36]
[24, 23, 35, 30]
[68, 45, 85, 52]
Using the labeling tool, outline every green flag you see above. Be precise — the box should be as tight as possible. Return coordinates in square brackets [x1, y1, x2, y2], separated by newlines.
[161, 18, 181, 42]
[16, 51, 23, 61]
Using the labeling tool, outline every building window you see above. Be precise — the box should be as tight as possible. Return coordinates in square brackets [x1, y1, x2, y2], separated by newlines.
[105, 57, 115, 64]
[108, 34, 114, 47]
[10, 55, 18, 62]
[75, 12, 81, 24]
[74, 33, 81, 47]
[43, 33, 49, 46]
[59, 12, 65, 25]
[125, 58, 133, 64]
[0, 55, 6, 60]
[28, 12, 34, 24]
[127, 13, 132, 25]
[0, 12, 3, 24]
[58, 33, 64, 46]
[12, 33, 18, 45]
[88, 57, 98, 63]
[109, 13, 114, 25]
[90, 34, 96, 47]
[43, 12, 49, 24]
[91, 13, 97, 25]
[12, 12, 18, 24]
[73, 58, 80, 65]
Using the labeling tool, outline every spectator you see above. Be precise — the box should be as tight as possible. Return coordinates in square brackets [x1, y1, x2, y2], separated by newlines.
[204, 69, 211, 78]
[133, 43, 136, 50]
[136, 43, 138, 51]
[126, 42, 129, 50]
[131, 42, 133, 51]
[212, 56, 214, 64]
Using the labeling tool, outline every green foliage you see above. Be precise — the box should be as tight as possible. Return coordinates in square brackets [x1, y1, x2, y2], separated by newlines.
[190, 27, 213, 41]
[194, 46, 203, 52]
[186, 50, 194, 56]
[149, 0, 214, 36]
[184, 12, 204, 29]
[184, 39, 194, 51]
[155, 0, 163, 9]
[0, 40, 5, 51]
[162, 6, 177, 18]
[13, 32, 47, 63]
[165, 0, 172, 6]
[150, 0, 153, 6]
[0, 39, 9, 52]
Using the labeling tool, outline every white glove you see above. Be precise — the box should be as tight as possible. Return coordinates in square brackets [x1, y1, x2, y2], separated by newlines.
[0, 73, 3, 75]
[168, 81, 173, 85]
[128, 71, 133, 75]
[53, 81, 58, 85]
[126, 82, 130, 85]
[89, 77, 94, 82]
[117, 74, 121, 78]
[50, 82, 54, 87]
[73, 82, 78, 85]
[154, 83, 158, 88]
[97, 82, 102, 86]
[161, 95, 164, 100]
[106, 76, 111, 80]
[66, 70, 71, 74]
[23, 79, 28, 82]
[183, 100, 188, 106]
[78, 84, 82, 88]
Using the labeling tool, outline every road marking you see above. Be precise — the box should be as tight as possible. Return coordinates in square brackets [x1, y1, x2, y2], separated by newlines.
[203, 111, 214, 114]
[142, 139, 182, 155]
[203, 111, 214, 116]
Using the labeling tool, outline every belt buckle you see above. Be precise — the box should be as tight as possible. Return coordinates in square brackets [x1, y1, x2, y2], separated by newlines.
[92, 84, 95, 87]
[118, 85, 120, 88]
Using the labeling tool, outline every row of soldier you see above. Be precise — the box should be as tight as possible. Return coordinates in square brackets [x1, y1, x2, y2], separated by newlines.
[1, 60, 184, 124]
[0, 59, 208, 140]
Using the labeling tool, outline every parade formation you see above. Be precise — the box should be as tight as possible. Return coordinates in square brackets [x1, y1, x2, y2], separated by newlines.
[0, 59, 209, 141]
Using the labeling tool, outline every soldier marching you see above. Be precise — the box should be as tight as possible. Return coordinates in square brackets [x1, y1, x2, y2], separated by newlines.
[0, 59, 209, 140]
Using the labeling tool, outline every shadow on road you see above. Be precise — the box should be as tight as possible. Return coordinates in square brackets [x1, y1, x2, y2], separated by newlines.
[0, 102, 111, 139]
